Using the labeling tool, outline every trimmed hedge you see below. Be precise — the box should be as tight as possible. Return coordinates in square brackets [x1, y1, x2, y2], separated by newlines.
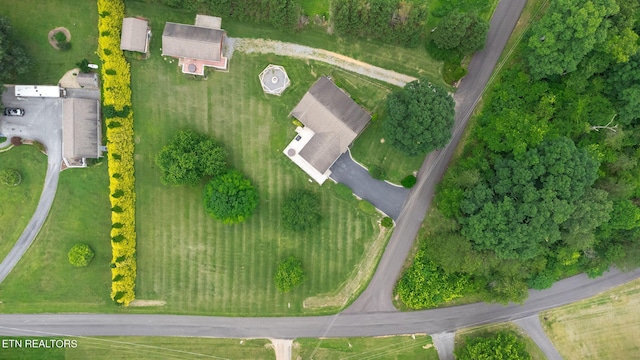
[98, 0, 136, 306]
[68, 243, 95, 267]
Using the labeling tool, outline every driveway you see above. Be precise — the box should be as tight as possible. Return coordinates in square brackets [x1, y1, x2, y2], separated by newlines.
[329, 151, 409, 220]
[0, 86, 63, 283]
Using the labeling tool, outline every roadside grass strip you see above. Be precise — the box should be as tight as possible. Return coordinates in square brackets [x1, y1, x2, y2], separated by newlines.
[294, 335, 438, 360]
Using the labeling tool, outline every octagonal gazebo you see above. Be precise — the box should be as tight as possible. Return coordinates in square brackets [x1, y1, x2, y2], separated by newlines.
[259, 64, 290, 96]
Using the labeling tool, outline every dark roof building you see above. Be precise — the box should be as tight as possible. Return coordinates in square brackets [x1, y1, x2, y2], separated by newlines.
[161, 16, 228, 74]
[284, 77, 371, 184]
[121, 17, 151, 53]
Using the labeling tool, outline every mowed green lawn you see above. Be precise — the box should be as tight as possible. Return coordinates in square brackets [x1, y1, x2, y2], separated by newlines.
[0, 0, 99, 85]
[0, 146, 47, 261]
[129, 12, 389, 314]
[294, 335, 439, 360]
[0, 336, 274, 360]
[0, 164, 113, 313]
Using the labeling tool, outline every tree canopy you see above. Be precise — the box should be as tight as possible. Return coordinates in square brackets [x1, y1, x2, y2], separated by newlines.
[203, 170, 258, 224]
[281, 190, 321, 231]
[156, 130, 227, 186]
[383, 79, 455, 156]
[526, 0, 620, 79]
[460, 137, 601, 260]
[68, 244, 95, 267]
[431, 12, 489, 56]
[0, 16, 30, 84]
[455, 331, 531, 360]
[274, 256, 306, 293]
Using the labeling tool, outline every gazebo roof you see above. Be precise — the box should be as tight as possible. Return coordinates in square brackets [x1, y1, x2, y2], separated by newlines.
[259, 64, 290, 96]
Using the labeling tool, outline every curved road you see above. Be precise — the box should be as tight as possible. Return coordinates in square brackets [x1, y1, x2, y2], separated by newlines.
[1, 0, 639, 352]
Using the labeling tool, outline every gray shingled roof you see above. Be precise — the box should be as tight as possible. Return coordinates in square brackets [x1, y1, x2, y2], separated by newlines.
[162, 22, 224, 61]
[290, 77, 371, 173]
[63, 98, 101, 160]
[121, 18, 149, 53]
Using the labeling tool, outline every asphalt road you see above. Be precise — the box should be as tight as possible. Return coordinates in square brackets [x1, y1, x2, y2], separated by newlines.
[345, 0, 529, 314]
[0, 267, 638, 338]
[329, 151, 409, 220]
[0, 87, 63, 283]
[514, 315, 563, 360]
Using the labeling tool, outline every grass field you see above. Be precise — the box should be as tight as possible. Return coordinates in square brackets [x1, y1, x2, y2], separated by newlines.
[0, 0, 99, 85]
[455, 322, 546, 360]
[0, 336, 274, 360]
[0, 146, 47, 262]
[541, 278, 640, 359]
[294, 335, 438, 360]
[0, 163, 113, 313]
[124, 3, 400, 315]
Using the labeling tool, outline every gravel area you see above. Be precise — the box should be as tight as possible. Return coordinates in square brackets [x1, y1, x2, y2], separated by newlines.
[227, 38, 417, 87]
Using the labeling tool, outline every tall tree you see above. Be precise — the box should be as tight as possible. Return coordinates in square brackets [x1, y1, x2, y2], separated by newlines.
[383, 79, 455, 156]
[0, 16, 30, 83]
[460, 137, 600, 260]
[155, 130, 227, 186]
[203, 170, 258, 224]
[431, 12, 489, 56]
[526, 0, 620, 79]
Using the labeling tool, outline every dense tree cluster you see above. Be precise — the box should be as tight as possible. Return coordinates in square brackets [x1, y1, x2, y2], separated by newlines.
[156, 130, 227, 186]
[274, 256, 306, 293]
[141, 0, 299, 30]
[0, 16, 29, 83]
[203, 170, 258, 224]
[281, 190, 321, 231]
[455, 331, 531, 360]
[398, 0, 640, 307]
[383, 78, 455, 156]
[333, 0, 428, 47]
[431, 12, 489, 56]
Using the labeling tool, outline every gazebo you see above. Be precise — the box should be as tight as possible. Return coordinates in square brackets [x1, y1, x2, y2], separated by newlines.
[259, 64, 290, 96]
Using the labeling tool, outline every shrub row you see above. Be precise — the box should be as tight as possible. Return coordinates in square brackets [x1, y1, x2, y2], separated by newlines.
[97, 0, 137, 306]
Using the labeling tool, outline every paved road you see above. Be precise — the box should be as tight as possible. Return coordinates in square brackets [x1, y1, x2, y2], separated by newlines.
[0, 268, 637, 338]
[431, 332, 455, 360]
[0, 87, 63, 283]
[514, 315, 564, 360]
[330, 151, 409, 220]
[345, 0, 529, 314]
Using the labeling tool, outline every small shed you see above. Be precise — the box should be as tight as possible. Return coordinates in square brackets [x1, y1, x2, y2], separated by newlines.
[259, 64, 290, 96]
[121, 17, 151, 53]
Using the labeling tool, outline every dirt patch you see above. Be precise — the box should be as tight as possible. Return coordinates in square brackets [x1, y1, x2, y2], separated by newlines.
[58, 68, 81, 88]
[303, 225, 390, 309]
[48, 27, 71, 50]
[128, 299, 166, 307]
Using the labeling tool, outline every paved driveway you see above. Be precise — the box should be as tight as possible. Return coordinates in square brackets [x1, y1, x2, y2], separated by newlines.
[329, 151, 409, 220]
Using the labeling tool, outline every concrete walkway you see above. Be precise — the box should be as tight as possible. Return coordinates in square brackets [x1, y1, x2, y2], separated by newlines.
[330, 151, 409, 220]
[432, 332, 455, 360]
[514, 315, 564, 360]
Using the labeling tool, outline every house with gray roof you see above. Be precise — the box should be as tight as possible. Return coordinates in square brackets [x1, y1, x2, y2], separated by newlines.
[161, 15, 228, 75]
[283, 77, 371, 184]
[62, 98, 102, 168]
[120, 17, 151, 54]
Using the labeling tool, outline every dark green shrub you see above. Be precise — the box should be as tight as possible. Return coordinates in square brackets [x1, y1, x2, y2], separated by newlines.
[274, 257, 306, 293]
[401, 175, 417, 188]
[112, 274, 124, 281]
[203, 170, 258, 224]
[282, 190, 321, 231]
[369, 165, 387, 180]
[76, 58, 90, 73]
[112, 234, 125, 242]
[112, 222, 124, 229]
[57, 41, 71, 51]
[443, 60, 468, 84]
[333, 183, 354, 201]
[103, 48, 112, 55]
[111, 189, 125, 198]
[0, 169, 21, 186]
[68, 244, 95, 267]
[105, 69, 116, 75]
[111, 205, 123, 213]
[381, 217, 394, 228]
[53, 31, 67, 43]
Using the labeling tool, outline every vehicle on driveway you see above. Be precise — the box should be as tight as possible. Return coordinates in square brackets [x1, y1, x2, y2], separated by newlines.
[3, 107, 24, 116]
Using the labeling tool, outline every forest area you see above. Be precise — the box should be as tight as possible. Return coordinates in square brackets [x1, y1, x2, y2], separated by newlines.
[398, 0, 640, 308]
